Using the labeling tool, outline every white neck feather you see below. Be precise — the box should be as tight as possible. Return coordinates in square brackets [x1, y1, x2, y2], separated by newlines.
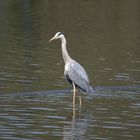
[60, 36, 71, 64]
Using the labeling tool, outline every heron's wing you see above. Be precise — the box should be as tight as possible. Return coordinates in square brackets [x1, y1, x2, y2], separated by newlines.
[65, 61, 93, 94]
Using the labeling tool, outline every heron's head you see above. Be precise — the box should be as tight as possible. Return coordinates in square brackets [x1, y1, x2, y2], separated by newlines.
[49, 32, 63, 42]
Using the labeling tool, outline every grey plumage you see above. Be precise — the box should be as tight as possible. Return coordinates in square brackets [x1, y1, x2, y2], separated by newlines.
[64, 60, 93, 95]
[49, 32, 94, 95]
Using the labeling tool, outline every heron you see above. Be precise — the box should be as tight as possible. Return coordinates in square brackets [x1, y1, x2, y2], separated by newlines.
[49, 32, 94, 105]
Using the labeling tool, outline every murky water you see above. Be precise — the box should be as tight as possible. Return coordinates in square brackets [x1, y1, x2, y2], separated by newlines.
[0, 0, 140, 139]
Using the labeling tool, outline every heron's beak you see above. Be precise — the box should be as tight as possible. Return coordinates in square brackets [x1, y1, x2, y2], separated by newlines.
[49, 36, 56, 42]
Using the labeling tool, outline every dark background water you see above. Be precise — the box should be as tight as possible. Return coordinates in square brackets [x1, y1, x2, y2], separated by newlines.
[0, 0, 140, 139]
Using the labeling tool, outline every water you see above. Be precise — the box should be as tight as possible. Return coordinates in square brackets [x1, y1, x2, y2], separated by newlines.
[0, 0, 140, 139]
[0, 86, 140, 140]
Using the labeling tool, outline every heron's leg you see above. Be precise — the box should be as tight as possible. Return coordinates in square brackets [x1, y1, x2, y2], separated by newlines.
[79, 95, 82, 107]
[77, 88, 82, 107]
[72, 83, 76, 105]
[72, 100, 76, 118]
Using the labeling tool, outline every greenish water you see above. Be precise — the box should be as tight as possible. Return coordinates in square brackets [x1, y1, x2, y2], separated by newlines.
[0, 0, 140, 139]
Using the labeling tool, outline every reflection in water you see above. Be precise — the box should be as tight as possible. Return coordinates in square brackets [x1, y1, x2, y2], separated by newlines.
[0, 86, 140, 139]
[63, 108, 88, 140]
[63, 100, 91, 140]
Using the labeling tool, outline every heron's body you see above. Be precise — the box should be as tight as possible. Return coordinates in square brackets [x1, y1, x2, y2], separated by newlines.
[49, 32, 93, 104]
[64, 60, 93, 94]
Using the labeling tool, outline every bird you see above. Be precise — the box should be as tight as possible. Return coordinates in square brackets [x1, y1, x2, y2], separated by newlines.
[49, 32, 94, 105]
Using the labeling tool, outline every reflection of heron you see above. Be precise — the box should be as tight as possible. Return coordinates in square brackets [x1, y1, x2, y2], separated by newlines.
[49, 32, 93, 104]
[63, 105, 92, 140]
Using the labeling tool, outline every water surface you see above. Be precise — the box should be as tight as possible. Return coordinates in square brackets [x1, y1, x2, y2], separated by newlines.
[0, 0, 140, 139]
[0, 86, 140, 140]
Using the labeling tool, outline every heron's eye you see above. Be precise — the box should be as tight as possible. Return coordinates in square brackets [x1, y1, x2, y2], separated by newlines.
[58, 32, 62, 36]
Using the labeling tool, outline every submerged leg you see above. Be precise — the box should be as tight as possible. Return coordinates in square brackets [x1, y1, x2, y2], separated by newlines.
[72, 83, 76, 105]
[77, 88, 82, 107]
[79, 95, 82, 107]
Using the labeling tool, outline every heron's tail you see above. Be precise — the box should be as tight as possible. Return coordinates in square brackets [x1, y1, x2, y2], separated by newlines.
[77, 82, 95, 96]
[86, 85, 95, 96]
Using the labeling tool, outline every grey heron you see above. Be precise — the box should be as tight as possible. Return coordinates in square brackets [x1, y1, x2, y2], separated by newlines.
[49, 32, 94, 104]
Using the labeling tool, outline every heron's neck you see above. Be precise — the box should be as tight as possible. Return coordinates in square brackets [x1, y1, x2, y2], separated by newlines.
[61, 36, 71, 64]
